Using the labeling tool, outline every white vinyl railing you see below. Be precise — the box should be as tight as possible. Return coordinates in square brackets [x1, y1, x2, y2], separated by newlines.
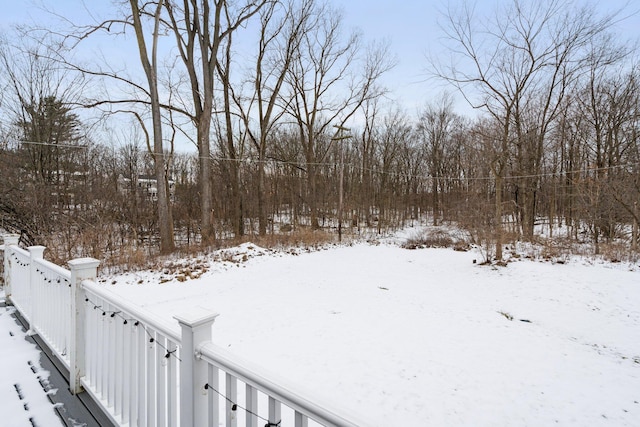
[196, 342, 362, 427]
[3, 242, 73, 369]
[5, 244, 32, 322]
[81, 280, 181, 426]
[1, 235, 370, 427]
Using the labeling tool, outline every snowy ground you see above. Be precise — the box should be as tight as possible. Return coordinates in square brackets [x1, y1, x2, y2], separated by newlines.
[0, 294, 63, 426]
[99, 237, 640, 426]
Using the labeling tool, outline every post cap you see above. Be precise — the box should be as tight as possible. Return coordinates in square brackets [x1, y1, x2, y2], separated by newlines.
[2, 234, 20, 244]
[174, 307, 220, 328]
[68, 258, 101, 270]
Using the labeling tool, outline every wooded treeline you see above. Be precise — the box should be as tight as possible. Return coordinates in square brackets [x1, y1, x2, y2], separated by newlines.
[0, 0, 638, 265]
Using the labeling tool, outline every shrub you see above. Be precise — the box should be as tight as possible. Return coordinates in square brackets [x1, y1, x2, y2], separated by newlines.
[402, 228, 469, 250]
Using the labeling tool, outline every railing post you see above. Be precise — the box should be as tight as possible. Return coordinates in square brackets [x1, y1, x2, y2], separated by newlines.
[68, 257, 100, 395]
[175, 308, 219, 427]
[27, 245, 46, 333]
[1, 234, 20, 301]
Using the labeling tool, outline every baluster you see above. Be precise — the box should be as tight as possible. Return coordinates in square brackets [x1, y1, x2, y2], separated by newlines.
[137, 319, 147, 427]
[46, 270, 52, 343]
[146, 329, 157, 426]
[246, 384, 258, 427]
[168, 340, 179, 427]
[89, 294, 98, 389]
[107, 301, 116, 408]
[28, 246, 45, 332]
[226, 373, 238, 427]
[52, 273, 60, 355]
[45, 269, 52, 344]
[268, 397, 281, 427]
[99, 297, 107, 399]
[295, 411, 309, 427]
[114, 308, 124, 419]
[207, 364, 219, 427]
[156, 333, 167, 426]
[97, 296, 106, 394]
[122, 313, 131, 425]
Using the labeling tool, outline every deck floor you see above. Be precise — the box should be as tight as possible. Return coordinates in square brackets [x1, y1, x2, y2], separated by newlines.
[5, 300, 115, 427]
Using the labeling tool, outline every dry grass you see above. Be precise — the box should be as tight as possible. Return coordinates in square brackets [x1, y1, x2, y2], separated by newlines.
[232, 227, 337, 251]
[509, 236, 639, 266]
[109, 228, 336, 273]
[402, 228, 470, 251]
[109, 246, 155, 272]
[598, 242, 640, 264]
[13, 219, 639, 276]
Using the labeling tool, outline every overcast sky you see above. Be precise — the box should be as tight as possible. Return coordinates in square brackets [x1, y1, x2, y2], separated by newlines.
[342, 0, 639, 115]
[1, 0, 638, 142]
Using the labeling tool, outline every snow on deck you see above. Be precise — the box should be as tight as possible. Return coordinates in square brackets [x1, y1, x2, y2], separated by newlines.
[0, 296, 63, 426]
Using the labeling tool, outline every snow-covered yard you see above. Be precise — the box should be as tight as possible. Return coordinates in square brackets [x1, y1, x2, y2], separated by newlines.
[99, 239, 640, 426]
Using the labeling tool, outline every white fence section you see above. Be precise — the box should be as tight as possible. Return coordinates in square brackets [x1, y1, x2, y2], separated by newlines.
[1, 235, 369, 427]
[81, 279, 182, 426]
[4, 242, 73, 369]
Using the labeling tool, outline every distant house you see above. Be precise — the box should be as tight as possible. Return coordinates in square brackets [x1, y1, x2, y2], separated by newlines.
[51, 169, 89, 209]
[117, 174, 175, 202]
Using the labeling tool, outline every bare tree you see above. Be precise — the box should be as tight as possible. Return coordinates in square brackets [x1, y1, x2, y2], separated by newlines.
[418, 93, 460, 225]
[215, 26, 246, 237]
[285, 2, 394, 228]
[435, 0, 621, 260]
[374, 108, 411, 232]
[237, 0, 313, 235]
[575, 53, 639, 252]
[128, 0, 175, 253]
[164, 0, 268, 243]
[172, 151, 200, 246]
[355, 97, 381, 227]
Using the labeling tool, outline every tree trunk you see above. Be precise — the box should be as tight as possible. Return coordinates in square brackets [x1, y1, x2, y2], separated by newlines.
[198, 121, 215, 243]
[632, 202, 638, 251]
[308, 164, 320, 229]
[495, 172, 504, 261]
[432, 176, 439, 226]
[129, 0, 174, 254]
[257, 158, 267, 236]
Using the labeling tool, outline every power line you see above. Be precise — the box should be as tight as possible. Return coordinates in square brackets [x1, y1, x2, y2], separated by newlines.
[18, 140, 88, 149]
[356, 161, 640, 182]
[14, 139, 633, 182]
[204, 155, 639, 183]
[155, 150, 640, 182]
